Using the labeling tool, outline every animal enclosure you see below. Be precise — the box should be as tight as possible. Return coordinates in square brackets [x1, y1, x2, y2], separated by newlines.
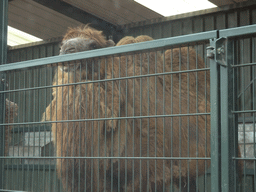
[0, 24, 256, 192]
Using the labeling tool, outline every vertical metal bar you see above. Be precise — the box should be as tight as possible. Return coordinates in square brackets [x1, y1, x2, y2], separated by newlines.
[252, 38, 256, 192]
[22, 70, 26, 191]
[232, 40, 239, 192]
[118, 56, 121, 192]
[241, 40, 246, 192]
[97, 59, 101, 192]
[147, 53, 150, 192]
[78, 61, 82, 192]
[178, 47, 182, 192]
[210, 38, 221, 192]
[0, 0, 8, 190]
[170, 48, 174, 191]
[154, 51, 157, 192]
[220, 39, 236, 192]
[139, 53, 142, 192]
[125, 54, 128, 192]
[162, 48, 166, 192]
[6, 72, 10, 190]
[104, 58, 107, 192]
[204, 44, 209, 192]
[72, 64, 77, 192]
[110, 57, 113, 192]
[195, 45, 199, 192]
[132, 54, 135, 192]
[187, 46, 191, 192]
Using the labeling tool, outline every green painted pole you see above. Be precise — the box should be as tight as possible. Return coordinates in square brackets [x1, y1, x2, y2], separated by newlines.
[0, 0, 8, 189]
[210, 38, 221, 192]
[220, 39, 237, 192]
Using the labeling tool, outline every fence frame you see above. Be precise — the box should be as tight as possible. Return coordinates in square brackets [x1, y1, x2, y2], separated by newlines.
[2, 23, 256, 191]
[0, 0, 8, 190]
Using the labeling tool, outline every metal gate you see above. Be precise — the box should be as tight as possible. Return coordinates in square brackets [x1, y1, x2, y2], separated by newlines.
[0, 25, 256, 192]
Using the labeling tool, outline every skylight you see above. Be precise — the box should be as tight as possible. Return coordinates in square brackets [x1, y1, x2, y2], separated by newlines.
[7, 26, 42, 46]
[135, 0, 217, 17]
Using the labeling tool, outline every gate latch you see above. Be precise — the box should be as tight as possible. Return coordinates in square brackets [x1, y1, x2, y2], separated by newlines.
[206, 46, 215, 59]
[207, 37, 227, 67]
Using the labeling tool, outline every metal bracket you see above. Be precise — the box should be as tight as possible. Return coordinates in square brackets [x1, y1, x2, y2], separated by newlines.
[215, 37, 227, 67]
[207, 37, 227, 67]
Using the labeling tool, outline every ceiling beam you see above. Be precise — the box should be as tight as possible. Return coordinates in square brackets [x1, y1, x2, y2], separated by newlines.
[32, 0, 123, 42]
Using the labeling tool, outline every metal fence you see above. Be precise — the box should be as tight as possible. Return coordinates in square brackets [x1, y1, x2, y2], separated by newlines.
[0, 25, 256, 192]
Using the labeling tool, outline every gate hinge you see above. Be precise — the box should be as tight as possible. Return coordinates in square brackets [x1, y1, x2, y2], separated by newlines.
[207, 37, 227, 67]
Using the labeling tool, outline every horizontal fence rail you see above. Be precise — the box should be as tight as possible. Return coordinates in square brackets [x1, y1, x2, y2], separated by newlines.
[0, 30, 217, 72]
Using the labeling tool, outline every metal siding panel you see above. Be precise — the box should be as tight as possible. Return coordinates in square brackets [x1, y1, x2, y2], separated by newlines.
[152, 24, 162, 39]
[124, 6, 255, 39]
[171, 21, 182, 37]
[240, 10, 250, 26]
[12, 51, 20, 63]
[216, 14, 226, 30]
[208, 0, 234, 6]
[7, 42, 60, 64]
[227, 11, 238, 28]
[46, 45, 53, 57]
[142, 25, 153, 37]
[53, 44, 60, 56]
[252, 9, 256, 24]
[204, 16, 215, 31]
[26, 47, 33, 61]
[125, 27, 140, 37]
[193, 17, 204, 33]
[182, 19, 193, 35]
[7, 51, 14, 64]
[19, 49, 27, 61]
[32, 47, 39, 60]
[39, 46, 46, 59]
[162, 22, 172, 38]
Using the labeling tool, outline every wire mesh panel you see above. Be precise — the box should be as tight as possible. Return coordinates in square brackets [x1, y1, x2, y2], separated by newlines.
[216, 25, 256, 192]
[228, 36, 256, 192]
[3, 64, 60, 191]
[0, 27, 214, 192]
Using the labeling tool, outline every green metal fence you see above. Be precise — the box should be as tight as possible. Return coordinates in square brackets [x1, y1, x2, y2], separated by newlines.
[1, 24, 256, 192]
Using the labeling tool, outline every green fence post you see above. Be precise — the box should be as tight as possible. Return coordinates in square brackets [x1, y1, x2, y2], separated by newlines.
[209, 38, 221, 192]
[219, 38, 237, 192]
[0, 0, 8, 189]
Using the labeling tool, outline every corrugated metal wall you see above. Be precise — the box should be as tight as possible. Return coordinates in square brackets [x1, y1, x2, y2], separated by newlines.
[7, 41, 60, 63]
[7, 3, 256, 63]
[122, 5, 256, 39]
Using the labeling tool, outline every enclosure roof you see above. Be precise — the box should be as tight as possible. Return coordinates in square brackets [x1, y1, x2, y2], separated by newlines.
[8, 0, 162, 42]
[7, 0, 250, 44]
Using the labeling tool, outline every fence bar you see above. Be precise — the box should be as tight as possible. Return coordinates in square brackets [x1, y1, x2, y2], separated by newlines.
[220, 38, 237, 192]
[0, 31, 217, 72]
[210, 38, 221, 192]
[219, 24, 256, 39]
[0, 0, 8, 190]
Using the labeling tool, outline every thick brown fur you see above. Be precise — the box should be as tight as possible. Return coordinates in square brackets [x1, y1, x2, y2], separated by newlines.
[44, 25, 211, 192]
[4, 98, 18, 155]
